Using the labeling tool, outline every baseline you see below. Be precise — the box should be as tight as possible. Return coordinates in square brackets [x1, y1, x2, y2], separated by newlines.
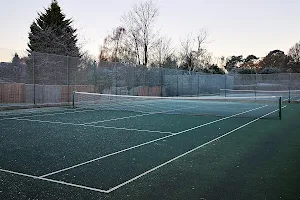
[0, 168, 109, 193]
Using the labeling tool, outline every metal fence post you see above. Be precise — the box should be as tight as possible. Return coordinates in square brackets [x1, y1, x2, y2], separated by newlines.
[94, 60, 97, 92]
[289, 73, 291, 103]
[197, 73, 200, 96]
[32, 52, 35, 105]
[133, 66, 136, 96]
[176, 74, 179, 97]
[67, 56, 69, 103]
[115, 62, 117, 95]
[224, 74, 227, 97]
[255, 73, 257, 98]
[147, 69, 150, 96]
[160, 68, 163, 97]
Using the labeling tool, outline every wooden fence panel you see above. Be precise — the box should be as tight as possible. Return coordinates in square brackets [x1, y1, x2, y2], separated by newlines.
[1, 83, 25, 103]
[62, 85, 95, 103]
[0, 84, 95, 104]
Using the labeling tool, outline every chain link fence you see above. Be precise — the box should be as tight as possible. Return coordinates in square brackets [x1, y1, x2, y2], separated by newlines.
[0, 50, 300, 105]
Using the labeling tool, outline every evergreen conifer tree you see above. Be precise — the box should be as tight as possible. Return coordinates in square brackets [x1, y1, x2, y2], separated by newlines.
[28, 0, 80, 57]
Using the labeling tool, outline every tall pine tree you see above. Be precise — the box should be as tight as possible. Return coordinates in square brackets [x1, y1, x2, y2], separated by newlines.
[28, 0, 80, 57]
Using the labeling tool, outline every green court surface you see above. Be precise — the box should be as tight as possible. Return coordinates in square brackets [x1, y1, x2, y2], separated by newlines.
[0, 104, 299, 200]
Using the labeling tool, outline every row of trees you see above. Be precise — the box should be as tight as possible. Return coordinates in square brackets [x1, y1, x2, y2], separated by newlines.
[224, 47, 300, 74]
[98, 1, 220, 73]
[15, 0, 299, 76]
[98, 1, 300, 74]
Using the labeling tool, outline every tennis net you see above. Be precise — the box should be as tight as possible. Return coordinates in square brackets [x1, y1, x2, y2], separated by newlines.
[220, 89, 300, 102]
[72, 92, 283, 119]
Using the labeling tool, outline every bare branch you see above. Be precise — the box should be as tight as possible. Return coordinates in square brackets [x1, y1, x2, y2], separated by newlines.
[178, 29, 212, 71]
[121, 0, 159, 66]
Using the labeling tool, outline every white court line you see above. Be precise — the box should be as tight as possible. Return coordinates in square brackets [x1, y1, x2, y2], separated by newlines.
[84, 105, 199, 125]
[5, 118, 174, 135]
[0, 168, 109, 193]
[83, 100, 259, 125]
[3, 103, 220, 135]
[0, 99, 192, 125]
[106, 105, 287, 193]
[0, 108, 64, 117]
[283, 97, 300, 102]
[0, 108, 99, 120]
[39, 105, 268, 178]
[0, 100, 159, 121]
[79, 98, 212, 124]
[0, 94, 179, 120]
[289, 96, 300, 102]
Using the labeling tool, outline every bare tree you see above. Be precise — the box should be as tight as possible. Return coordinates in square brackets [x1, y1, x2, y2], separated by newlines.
[179, 29, 210, 71]
[212, 56, 227, 72]
[179, 34, 194, 71]
[195, 29, 209, 69]
[112, 27, 126, 60]
[121, 0, 159, 66]
[121, 18, 142, 64]
[99, 27, 126, 62]
[288, 41, 300, 63]
[288, 41, 300, 72]
[152, 36, 174, 67]
[99, 38, 110, 62]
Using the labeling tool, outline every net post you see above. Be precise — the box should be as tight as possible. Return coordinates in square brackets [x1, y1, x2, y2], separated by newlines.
[279, 96, 282, 120]
[72, 91, 75, 109]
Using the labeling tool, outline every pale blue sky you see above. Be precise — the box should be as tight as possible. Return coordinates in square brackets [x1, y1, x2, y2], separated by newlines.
[0, 0, 299, 61]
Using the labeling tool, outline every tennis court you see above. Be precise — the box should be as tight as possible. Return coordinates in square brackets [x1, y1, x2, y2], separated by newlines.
[0, 94, 299, 199]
